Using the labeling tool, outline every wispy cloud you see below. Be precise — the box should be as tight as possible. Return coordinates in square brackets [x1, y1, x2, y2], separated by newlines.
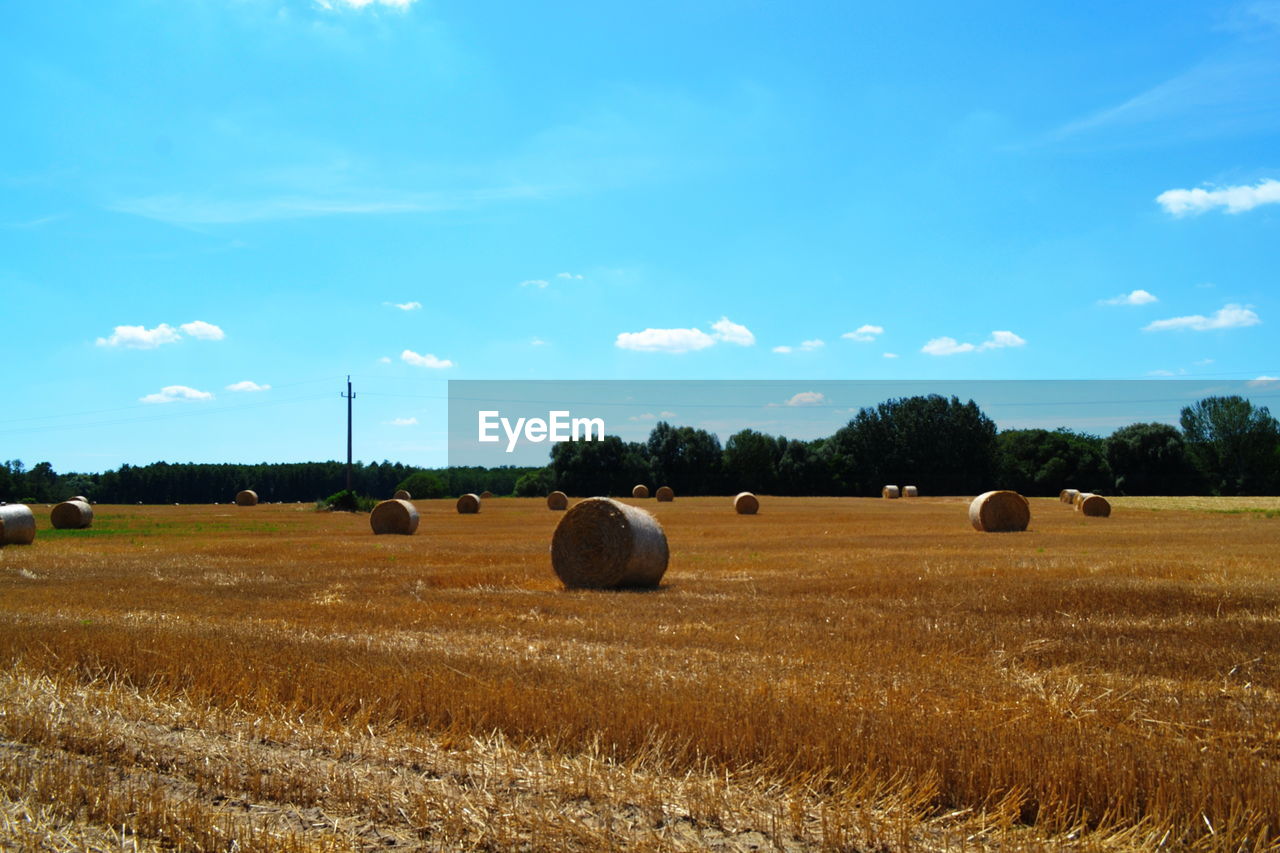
[1157, 179, 1280, 216]
[1100, 289, 1158, 306]
[180, 320, 225, 340]
[1248, 375, 1280, 386]
[520, 279, 549, 289]
[842, 324, 884, 342]
[922, 330, 1026, 356]
[139, 385, 214, 404]
[319, 0, 418, 9]
[530, 337, 548, 346]
[226, 380, 270, 392]
[96, 324, 182, 349]
[401, 349, 454, 368]
[556, 272, 584, 280]
[616, 317, 754, 353]
[784, 391, 825, 407]
[775, 339, 824, 353]
[387, 416, 419, 426]
[883, 352, 899, 359]
[772, 345, 792, 354]
[1143, 304, 1261, 332]
[387, 301, 422, 311]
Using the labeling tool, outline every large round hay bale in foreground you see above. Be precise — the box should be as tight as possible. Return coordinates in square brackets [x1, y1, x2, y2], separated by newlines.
[235, 490, 258, 507]
[50, 500, 93, 530]
[550, 497, 669, 589]
[882, 485, 900, 499]
[969, 490, 1030, 533]
[456, 493, 481, 514]
[0, 504, 36, 546]
[394, 489, 411, 501]
[655, 486, 674, 502]
[733, 492, 759, 515]
[1077, 494, 1112, 517]
[546, 490, 568, 511]
[370, 499, 419, 535]
[631, 484, 649, 499]
[903, 485, 919, 498]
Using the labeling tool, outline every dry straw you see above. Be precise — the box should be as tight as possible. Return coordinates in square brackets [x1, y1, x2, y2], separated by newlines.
[733, 492, 759, 514]
[546, 490, 569, 511]
[1077, 494, 1112, 517]
[550, 497, 669, 589]
[235, 490, 258, 507]
[480, 490, 494, 499]
[0, 504, 37, 546]
[393, 489, 412, 501]
[969, 490, 1031, 532]
[655, 486, 674, 502]
[903, 485, 919, 498]
[882, 485, 900, 499]
[631, 484, 649, 499]
[456, 493, 481, 514]
[370, 499, 419, 535]
[50, 500, 93, 530]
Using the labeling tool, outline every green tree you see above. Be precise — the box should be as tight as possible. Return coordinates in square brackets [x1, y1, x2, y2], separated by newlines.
[646, 422, 723, 495]
[722, 429, 784, 494]
[513, 467, 555, 497]
[1180, 396, 1280, 495]
[997, 429, 1112, 496]
[397, 471, 448, 499]
[1106, 422, 1201, 495]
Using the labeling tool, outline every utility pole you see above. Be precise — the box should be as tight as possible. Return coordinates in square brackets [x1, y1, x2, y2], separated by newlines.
[342, 375, 356, 491]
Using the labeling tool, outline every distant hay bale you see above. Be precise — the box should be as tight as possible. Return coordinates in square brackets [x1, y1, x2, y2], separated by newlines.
[546, 490, 568, 511]
[969, 490, 1030, 533]
[394, 489, 411, 501]
[1060, 488, 1080, 504]
[0, 504, 37, 546]
[370, 499, 419, 535]
[456, 493, 481, 514]
[632, 484, 649, 499]
[1077, 494, 1112, 517]
[69, 495, 88, 503]
[1073, 491, 1087, 507]
[903, 485, 919, 498]
[235, 490, 258, 507]
[50, 500, 93, 530]
[882, 485, 900, 499]
[550, 497, 669, 589]
[480, 490, 494, 499]
[733, 492, 759, 514]
[655, 486, 674, 502]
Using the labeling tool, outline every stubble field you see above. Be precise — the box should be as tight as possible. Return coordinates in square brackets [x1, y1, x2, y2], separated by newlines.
[0, 496, 1277, 851]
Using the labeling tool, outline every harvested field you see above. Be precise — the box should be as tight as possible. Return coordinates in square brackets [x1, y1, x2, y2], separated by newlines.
[1, 497, 1278, 851]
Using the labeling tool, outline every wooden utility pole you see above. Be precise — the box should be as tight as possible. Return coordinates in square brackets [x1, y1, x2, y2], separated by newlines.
[342, 375, 356, 491]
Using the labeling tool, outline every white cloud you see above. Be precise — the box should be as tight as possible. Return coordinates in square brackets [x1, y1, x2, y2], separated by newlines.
[521, 279, 549, 289]
[322, 0, 418, 10]
[1147, 369, 1178, 377]
[660, 410, 677, 418]
[799, 339, 824, 351]
[772, 345, 792, 353]
[390, 301, 422, 311]
[378, 356, 392, 364]
[96, 323, 182, 349]
[226, 380, 270, 392]
[616, 327, 716, 353]
[629, 413, 657, 421]
[1143, 304, 1261, 332]
[922, 330, 1026, 356]
[387, 417, 418, 426]
[1100, 289, 1158, 306]
[401, 349, 454, 368]
[1193, 358, 1215, 366]
[883, 352, 899, 359]
[1248, 375, 1280, 386]
[556, 272, 584, 280]
[139, 385, 214, 404]
[710, 316, 756, 346]
[530, 337, 548, 346]
[785, 391, 825, 407]
[179, 320, 225, 341]
[1157, 179, 1280, 216]
[842, 324, 884, 342]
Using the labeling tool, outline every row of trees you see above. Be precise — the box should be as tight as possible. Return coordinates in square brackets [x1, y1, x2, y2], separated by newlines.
[3, 395, 1277, 503]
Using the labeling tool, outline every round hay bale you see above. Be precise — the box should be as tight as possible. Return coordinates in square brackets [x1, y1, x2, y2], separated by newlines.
[69, 495, 88, 503]
[50, 500, 93, 530]
[1060, 488, 1080, 504]
[394, 489, 412, 501]
[480, 490, 494, 499]
[550, 497, 669, 589]
[631, 484, 649, 499]
[655, 486, 674, 502]
[546, 490, 569, 511]
[370, 499, 419, 535]
[881, 485, 900, 499]
[1077, 494, 1111, 517]
[235, 490, 258, 507]
[969, 490, 1030, 533]
[456, 493, 481, 514]
[733, 492, 759, 514]
[0, 504, 37, 546]
[1072, 491, 1087, 507]
[903, 485, 919, 498]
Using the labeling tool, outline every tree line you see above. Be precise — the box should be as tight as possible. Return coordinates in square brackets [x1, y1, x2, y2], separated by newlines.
[3, 394, 1277, 504]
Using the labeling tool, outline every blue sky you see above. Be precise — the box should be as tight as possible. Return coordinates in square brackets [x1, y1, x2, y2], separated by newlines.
[2, 0, 1277, 472]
